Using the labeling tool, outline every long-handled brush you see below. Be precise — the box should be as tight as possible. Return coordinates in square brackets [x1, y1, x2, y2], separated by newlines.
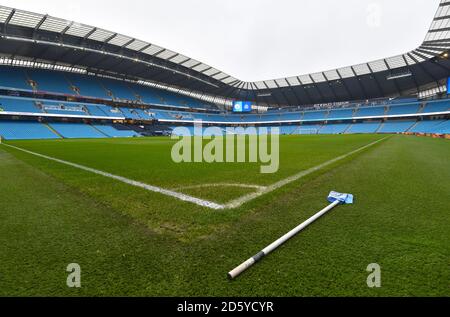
[228, 191, 354, 279]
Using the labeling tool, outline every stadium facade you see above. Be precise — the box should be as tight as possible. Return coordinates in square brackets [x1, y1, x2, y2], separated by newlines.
[0, 1, 449, 139]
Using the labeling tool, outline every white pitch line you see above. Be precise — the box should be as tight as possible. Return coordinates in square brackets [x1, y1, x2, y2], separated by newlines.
[175, 183, 267, 191]
[223, 137, 389, 209]
[1, 143, 225, 210]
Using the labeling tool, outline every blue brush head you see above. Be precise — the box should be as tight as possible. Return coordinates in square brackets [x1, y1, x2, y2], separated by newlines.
[327, 191, 354, 205]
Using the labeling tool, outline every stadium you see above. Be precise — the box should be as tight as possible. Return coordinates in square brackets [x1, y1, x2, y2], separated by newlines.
[0, 1, 448, 299]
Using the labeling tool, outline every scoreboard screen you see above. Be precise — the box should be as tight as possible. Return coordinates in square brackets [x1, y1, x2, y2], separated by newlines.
[232, 101, 253, 113]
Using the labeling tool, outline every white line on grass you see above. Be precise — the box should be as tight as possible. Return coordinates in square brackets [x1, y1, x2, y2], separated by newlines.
[175, 183, 267, 191]
[1, 136, 388, 210]
[1, 143, 226, 210]
[223, 137, 389, 209]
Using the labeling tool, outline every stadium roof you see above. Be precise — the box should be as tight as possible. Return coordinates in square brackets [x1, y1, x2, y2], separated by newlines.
[1, 1, 450, 107]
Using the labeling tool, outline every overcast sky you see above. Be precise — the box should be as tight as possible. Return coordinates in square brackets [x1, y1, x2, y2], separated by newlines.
[1, 0, 440, 82]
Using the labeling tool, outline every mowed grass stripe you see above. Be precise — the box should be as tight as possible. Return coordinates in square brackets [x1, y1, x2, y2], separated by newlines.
[1, 135, 389, 241]
[224, 136, 389, 208]
[2, 136, 387, 210]
[0, 136, 448, 296]
[5, 135, 384, 191]
[1, 143, 225, 210]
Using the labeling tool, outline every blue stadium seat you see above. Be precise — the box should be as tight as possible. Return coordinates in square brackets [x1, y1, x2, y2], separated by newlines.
[303, 111, 328, 121]
[49, 123, 107, 139]
[410, 120, 446, 134]
[328, 109, 354, 120]
[378, 121, 416, 133]
[0, 66, 31, 91]
[129, 84, 165, 104]
[318, 124, 350, 134]
[422, 101, 450, 113]
[282, 113, 302, 121]
[279, 126, 300, 135]
[102, 79, 137, 101]
[66, 73, 110, 99]
[120, 107, 143, 120]
[0, 121, 60, 140]
[27, 69, 74, 95]
[295, 125, 321, 134]
[40, 101, 88, 116]
[0, 97, 43, 113]
[388, 104, 420, 115]
[355, 106, 386, 117]
[435, 120, 450, 134]
[92, 125, 139, 138]
[346, 122, 381, 134]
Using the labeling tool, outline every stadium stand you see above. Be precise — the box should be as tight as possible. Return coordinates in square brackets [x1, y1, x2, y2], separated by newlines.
[27, 69, 74, 95]
[296, 125, 321, 134]
[129, 84, 165, 105]
[92, 125, 140, 138]
[101, 79, 137, 101]
[346, 122, 382, 134]
[388, 104, 420, 115]
[0, 65, 450, 139]
[319, 123, 350, 134]
[0, 97, 43, 113]
[303, 110, 328, 121]
[40, 101, 88, 116]
[355, 106, 386, 117]
[49, 123, 107, 139]
[120, 107, 142, 120]
[422, 100, 450, 113]
[328, 109, 354, 120]
[0, 121, 60, 140]
[65, 73, 110, 99]
[378, 121, 416, 133]
[279, 126, 300, 135]
[436, 120, 450, 134]
[0, 66, 31, 91]
[410, 120, 449, 134]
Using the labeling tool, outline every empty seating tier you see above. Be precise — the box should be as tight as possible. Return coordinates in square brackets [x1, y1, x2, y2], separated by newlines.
[346, 122, 381, 134]
[92, 125, 139, 138]
[388, 104, 420, 116]
[0, 121, 60, 140]
[378, 121, 416, 133]
[49, 123, 107, 139]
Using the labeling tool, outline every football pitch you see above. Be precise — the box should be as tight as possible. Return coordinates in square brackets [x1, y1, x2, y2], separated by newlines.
[0, 134, 448, 296]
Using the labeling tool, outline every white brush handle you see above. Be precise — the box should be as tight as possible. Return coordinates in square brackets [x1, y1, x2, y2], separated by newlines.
[228, 200, 341, 279]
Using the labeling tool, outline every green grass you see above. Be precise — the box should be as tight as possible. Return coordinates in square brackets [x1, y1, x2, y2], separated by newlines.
[0, 134, 448, 296]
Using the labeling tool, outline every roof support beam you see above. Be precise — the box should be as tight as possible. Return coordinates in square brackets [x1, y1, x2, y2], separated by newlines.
[428, 27, 450, 33]
[262, 81, 282, 107]
[274, 81, 292, 106]
[322, 72, 338, 101]
[3, 9, 15, 33]
[383, 59, 401, 96]
[308, 75, 326, 104]
[60, 21, 73, 36]
[407, 53, 441, 87]
[402, 55, 420, 94]
[350, 66, 369, 100]
[104, 33, 118, 44]
[284, 78, 303, 105]
[83, 27, 97, 39]
[33, 15, 48, 38]
[434, 14, 450, 21]
[335, 70, 354, 100]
